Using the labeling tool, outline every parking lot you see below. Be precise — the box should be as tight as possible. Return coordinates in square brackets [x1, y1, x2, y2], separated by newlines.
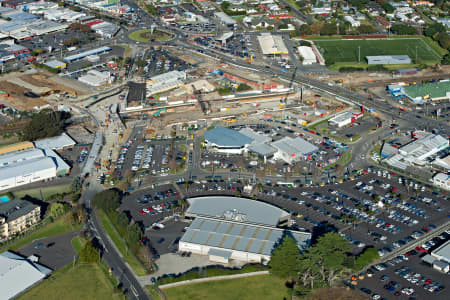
[193, 33, 255, 59]
[356, 230, 450, 300]
[142, 49, 191, 80]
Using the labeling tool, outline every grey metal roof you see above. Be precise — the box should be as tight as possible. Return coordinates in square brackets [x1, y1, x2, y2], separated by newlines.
[0, 251, 51, 300]
[43, 60, 66, 69]
[432, 240, 450, 263]
[421, 254, 436, 265]
[248, 143, 276, 156]
[181, 217, 311, 256]
[205, 126, 253, 148]
[186, 196, 289, 226]
[271, 136, 318, 156]
[34, 133, 75, 150]
[0, 156, 56, 181]
[0, 199, 38, 222]
[239, 128, 271, 144]
[208, 248, 232, 259]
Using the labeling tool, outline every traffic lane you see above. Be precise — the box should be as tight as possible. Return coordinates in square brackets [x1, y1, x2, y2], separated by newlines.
[92, 212, 148, 300]
[146, 220, 186, 256]
[18, 230, 81, 270]
[358, 254, 450, 300]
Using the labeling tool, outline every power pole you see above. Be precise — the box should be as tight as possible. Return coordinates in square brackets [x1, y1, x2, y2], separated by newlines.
[415, 46, 418, 63]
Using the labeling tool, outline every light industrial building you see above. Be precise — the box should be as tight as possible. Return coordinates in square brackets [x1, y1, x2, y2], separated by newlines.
[214, 12, 237, 28]
[431, 240, 450, 264]
[0, 251, 52, 299]
[0, 134, 74, 191]
[298, 46, 316, 64]
[146, 70, 187, 96]
[64, 46, 111, 62]
[403, 80, 450, 102]
[179, 196, 311, 263]
[78, 70, 111, 86]
[328, 111, 364, 128]
[257, 34, 288, 56]
[433, 173, 450, 191]
[0, 199, 40, 240]
[272, 136, 319, 164]
[366, 55, 411, 65]
[43, 59, 66, 69]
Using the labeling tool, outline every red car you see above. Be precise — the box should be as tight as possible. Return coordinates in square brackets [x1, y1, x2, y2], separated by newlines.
[139, 210, 146, 215]
[415, 246, 426, 252]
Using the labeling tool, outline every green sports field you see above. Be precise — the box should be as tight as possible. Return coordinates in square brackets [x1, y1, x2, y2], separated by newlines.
[314, 38, 442, 64]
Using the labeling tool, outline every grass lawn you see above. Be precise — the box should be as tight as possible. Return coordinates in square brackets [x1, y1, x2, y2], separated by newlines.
[162, 274, 291, 300]
[71, 236, 86, 254]
[18, 263, 124, 300]
[324, 151, 352, 169]
[128, 29, 172, 42]
[3, 216, 82, 251]
[314, 38, 442, 64]
[97, 210, 147, 276]
[147, 286, 163, 300]
[13, 183, 72, 200]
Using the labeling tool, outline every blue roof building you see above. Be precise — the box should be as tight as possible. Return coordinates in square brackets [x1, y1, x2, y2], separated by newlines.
[204, 126, 254, 153]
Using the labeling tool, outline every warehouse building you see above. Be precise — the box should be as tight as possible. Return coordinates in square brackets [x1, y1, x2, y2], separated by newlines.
[403, 80, 450, 102]
[64, 46, 111, 62]
[298, 46, 316, 65]
[257, 34, 288, 56]
[43, 59, 66, 69]
[433, 173, 450, 191]
[146, 70, 186, 96]
[0, 198, 40, 240]
[328, 111, 364, 128]
[179, 196, 311, 263]
[214, 12, 237, 28]
[366, 55, 411, 65]
[431, 240, 450, 264]
[0, 251, 52, 299]
[0, 135, 73, 191]
[398, 132, 449, 165]
[78, 70, 111, 86]
[271, 136, 318, 164]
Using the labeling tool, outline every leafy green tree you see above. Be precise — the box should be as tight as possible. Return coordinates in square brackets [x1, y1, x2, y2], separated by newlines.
[237, 83, 252, 92]
[355, 247, 380, 270]
[23, 109, 69, 141]
[381, 2, 394, 13]
[48, 203, 66, 219]
[93, 189, 121, 212]
[390, 24, 417, 35]
[79, 241, 99, 263]
[424, 22, 446, 37]
[269, 235, 301, 279]
[359, 24, 375, 34]
[442, 53, 450, 65]
[298, 24, 312, 35]
[127, 223, 143, 245]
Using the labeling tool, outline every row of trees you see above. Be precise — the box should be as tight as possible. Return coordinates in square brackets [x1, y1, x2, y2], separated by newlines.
[269, 232, 379, 295]
[22, 109, 70, 141]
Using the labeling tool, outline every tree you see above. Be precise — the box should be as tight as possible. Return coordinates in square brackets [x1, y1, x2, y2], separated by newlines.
[359, 24, 375, 34]
[381, 2, 394, 13]
[442, 53, 450, 65]
[237, 83, 251, 91]
[424, 23, 446, 37]
[23, 109, 69, 141]
[298, 24, 312, 35]
[355, 247, 380, 270]
[93, 189, 121, 212]
[79, 241, 99, 263]
[269, 235, 301, 279]
[127, 223, 143, 245]
[310, 23, 323, 35]
[390, 24, 417, 35]
[48, 203, 66, 219]
[135, 59, 146, 68]
[116, 211, 129, 229]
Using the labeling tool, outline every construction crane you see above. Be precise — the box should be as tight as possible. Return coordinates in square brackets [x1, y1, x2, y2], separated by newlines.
[281, 66, 298, 104]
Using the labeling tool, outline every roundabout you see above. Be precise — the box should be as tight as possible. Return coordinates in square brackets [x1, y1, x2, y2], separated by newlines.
[128, 29, 174, 43]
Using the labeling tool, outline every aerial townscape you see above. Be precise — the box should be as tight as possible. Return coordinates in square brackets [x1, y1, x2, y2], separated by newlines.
[0, 0, 449, 299]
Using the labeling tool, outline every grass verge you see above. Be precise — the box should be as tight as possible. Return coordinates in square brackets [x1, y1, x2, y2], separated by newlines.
[147, 286, 163, 300]
[325, 151, 352, 169]
[97, 210, 147, 276]
[71, 236, 86, 255]
[2, 216, 81, 251]
[12, 183, 72, 200]
[18, 263, 124, 300]
[128, 29, 172, 42]
[162, 274, 290, 300]
[157, 264, 268, 285]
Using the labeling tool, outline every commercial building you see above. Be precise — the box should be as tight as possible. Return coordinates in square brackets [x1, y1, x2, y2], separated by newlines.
[366, 55, 411, 65]
[216, 32, 233, 46]
[146, 70, 187, 96]
[179, 196, 311, 263]
[403, 80, 450, 102]
[64, 46, 111, 62]
[0, 199, 40, 240]
[0, 251, 52, 299]
[431, 240, 450, 264]
[257, 34, 288, 56]
[398, 132, 449, 165]
[433, 173, 450, 191]
[43, 59, 66, 69]
[272, 136, 318, 164]
[34, 132, 76, 152]
[298, 46, 316, 65]
[78, 70, 111, 86]
[0, 135, 73, 191]
[204, 126, 254, 154]
[214, 12, 237, 28]
[328, 111, 363, 128]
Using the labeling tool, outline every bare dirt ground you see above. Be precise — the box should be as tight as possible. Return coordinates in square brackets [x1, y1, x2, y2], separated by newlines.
[0, 81, 48, 110]
[20, 72, 82, 96]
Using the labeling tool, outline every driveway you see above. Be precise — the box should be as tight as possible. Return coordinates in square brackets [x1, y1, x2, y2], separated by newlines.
[18, 230, 81, 270]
